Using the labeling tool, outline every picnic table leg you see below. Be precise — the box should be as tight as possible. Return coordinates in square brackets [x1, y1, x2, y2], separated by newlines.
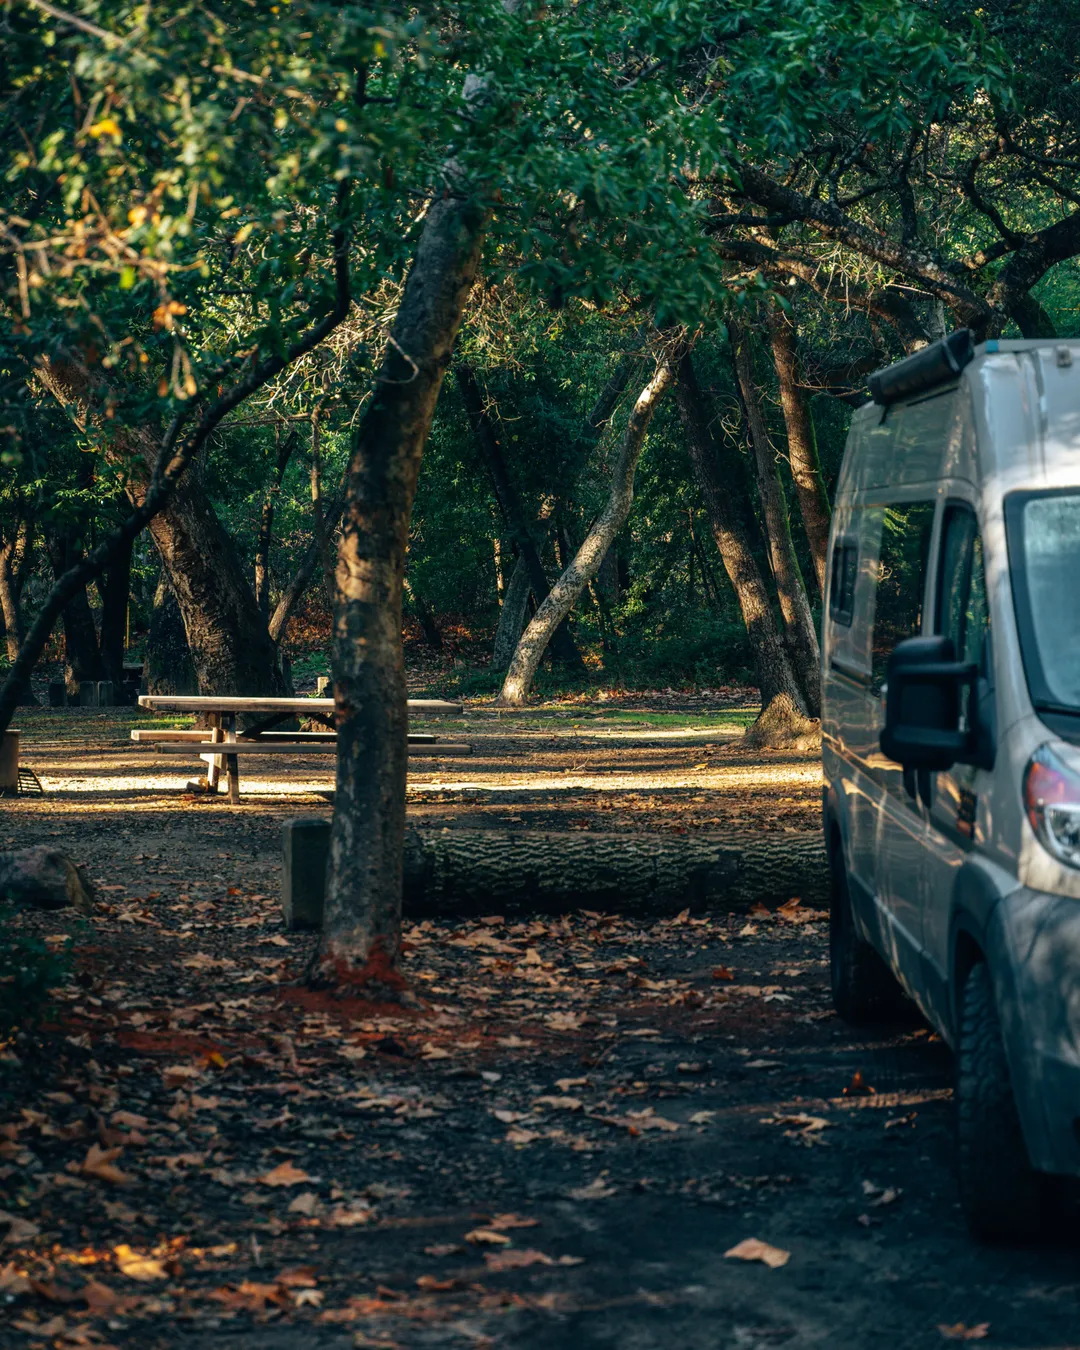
[225, 713, 240, 804]
[206, 719, 223, 793]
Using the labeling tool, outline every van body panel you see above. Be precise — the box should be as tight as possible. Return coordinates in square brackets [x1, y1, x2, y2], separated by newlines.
[823, 338, 1080, 1178]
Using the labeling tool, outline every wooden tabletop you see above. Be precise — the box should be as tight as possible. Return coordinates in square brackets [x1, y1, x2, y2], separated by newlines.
[137, 696, 464, 714]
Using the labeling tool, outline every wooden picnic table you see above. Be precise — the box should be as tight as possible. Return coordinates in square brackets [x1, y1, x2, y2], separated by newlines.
[135, 694, 466, 801]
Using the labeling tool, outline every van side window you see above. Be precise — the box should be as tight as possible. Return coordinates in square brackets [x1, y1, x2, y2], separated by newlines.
[829, 538, 857, 626]
[937, 505, 989, 669]
[870, 501, 936, 694]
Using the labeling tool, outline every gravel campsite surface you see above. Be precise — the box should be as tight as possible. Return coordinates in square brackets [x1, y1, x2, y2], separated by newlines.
[2, 704, 1078, 1349]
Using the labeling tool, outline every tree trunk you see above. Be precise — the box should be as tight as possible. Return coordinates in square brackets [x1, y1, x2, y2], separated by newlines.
[255, 428, 297, 620]
[99, 528, 133, 685]
[498, 354, 675, 706]
[0, 520, 37, 706]
[140, 472, 287, 696]
[44, 525, 106, 692]
[268, 486, 346, 646]
[768, 308, 831, 599]
[320, 184, 489, 994]
[145, 574, 198, 695]
[398, 826, 827, 915]
[403, 576, 443, 651]
[491, 552, 530, 668]
[674, 350, 815, 746]
[456, 362, 585, 672]
[729, 318, 821, 718]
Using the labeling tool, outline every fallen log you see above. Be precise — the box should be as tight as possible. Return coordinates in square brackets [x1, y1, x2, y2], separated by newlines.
[281, 822, 828, 929]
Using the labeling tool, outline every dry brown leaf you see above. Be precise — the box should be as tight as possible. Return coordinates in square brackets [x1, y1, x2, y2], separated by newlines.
[113, 1244, 168, 1281]
[0, 1261, 32, 1295]
[464, 1228, 512, 1246]
[259, 1160, 315, 1187]
[483, 1248, 554, 1272]
[938, 1325, 990, 1341]
[487, 1213, 539, 1231]
[287, 1192, 320, 1217]
[724, 1237, 791, 1269]
[275, 1265, 318, 1288]
[532, 1096, 582, 1112]
[712, 966, 735, 981]
[416, 1274, 461, 1291]
[0, 1209, 40, 1243]
[80, 1144, 133, 1186]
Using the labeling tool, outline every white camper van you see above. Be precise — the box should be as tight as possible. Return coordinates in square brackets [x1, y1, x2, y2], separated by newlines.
[822, 331, 1080, 1240]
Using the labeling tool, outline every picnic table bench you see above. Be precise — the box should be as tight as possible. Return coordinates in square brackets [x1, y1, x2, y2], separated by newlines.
[134, 695, 468, 802]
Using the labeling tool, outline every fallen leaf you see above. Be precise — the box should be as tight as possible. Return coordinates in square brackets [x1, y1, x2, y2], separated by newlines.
[712, 966, 734, 981]
[288, 1192, 320, 1216]
[0, 1209, 40, 1243]
[532, 1096, 582, 1112]
[569, 1178, 615, 1201]
[110, 1111, 149, 1131]
[689, 1111, 716, 1125]
[843, 1070, 875, 1097]
[464, 1228, 511, 1246]
[554, 1077, 588, 1092]
[212, 1280, 288, 1312]
[724, 1237, 790, 1268]
[113, 1243, 168, 1281]
[276, 1265, 318, 1288]
[483, 1248, 553, 1271]
[259, 1161, 315, 1187]
[416, 1274, 460, 1291]
[0, 1261, 32, 1294]
[505, 1128, 539, 1145]
[487, 1213, 539, 1231]
[938, 1325, 990, 1341]
[423, 1243, 462, 1258]
[492, 1109, 527, 1124]
[80, 1144, 133, 1186]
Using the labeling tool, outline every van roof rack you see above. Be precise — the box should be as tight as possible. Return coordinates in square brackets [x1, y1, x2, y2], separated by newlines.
[868, 329, 975, 406]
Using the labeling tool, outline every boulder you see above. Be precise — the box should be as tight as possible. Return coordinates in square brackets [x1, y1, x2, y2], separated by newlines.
[0, 848, 95, 913]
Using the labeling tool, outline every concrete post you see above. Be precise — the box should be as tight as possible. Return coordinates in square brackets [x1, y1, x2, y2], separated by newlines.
[48, 682, 66, 708]
[78, 681, 98, 707]
[316, 676, 331, 696]
[0, 730, 19, 795]
[96, 680, 115, 707]
[281, 817, 331, 931]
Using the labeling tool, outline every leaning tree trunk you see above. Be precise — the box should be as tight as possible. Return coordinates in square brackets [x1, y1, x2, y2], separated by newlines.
[320, 187, 490, 994]
[768, 308, 831, 600]
[268, 485, 347, 645]
[255, 428, 297, 620]
[492, 552, 530, 668]
[729, 318, 821, 719]
[674, 350, 816, 748]
[456, 362, 585, 672]
[498, 354, 675, 706]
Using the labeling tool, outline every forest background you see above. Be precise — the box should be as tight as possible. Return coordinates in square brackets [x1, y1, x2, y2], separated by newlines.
[1, 0, 1078, 987]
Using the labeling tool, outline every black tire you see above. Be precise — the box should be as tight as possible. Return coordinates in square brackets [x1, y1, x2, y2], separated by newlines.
[956, 961, 1048, 1243]
[828, 841, 904, 1023]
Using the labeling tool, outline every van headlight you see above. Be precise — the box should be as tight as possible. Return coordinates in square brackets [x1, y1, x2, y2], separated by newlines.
[1024, 745, 1080, 869]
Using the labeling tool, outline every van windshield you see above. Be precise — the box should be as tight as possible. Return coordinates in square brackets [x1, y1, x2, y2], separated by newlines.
[1008, 491, 1080, 714]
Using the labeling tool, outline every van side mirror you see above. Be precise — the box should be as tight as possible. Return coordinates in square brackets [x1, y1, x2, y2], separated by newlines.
[879, 636, 977, 771]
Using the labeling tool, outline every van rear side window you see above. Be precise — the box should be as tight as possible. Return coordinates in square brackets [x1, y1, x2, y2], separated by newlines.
[870, 502, 936, 694]
[829, 539, 858, 626]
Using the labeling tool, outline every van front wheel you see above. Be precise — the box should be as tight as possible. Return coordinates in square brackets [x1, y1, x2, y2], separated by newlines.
[828, 844, 903, 1023]
[956, 961, 1047, 1242]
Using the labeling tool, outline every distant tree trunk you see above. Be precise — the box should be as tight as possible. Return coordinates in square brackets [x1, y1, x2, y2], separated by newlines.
[145, 574, 197, 695]
[768, 308, 831, 599]
[99, 528, 133, 685]
[403, 576, 443, 651]
[491, 553, 530, 668]
[729, 318, 821, 719]
[0, 517, 37, 705]
[498, 354, 675, 706]
[44, 525, 105, 692]
[492, 535, 507, 603]
[319, 177, 489, 994]
[674, 350, 815, 746]
[142, 474, 287, 696]
[268, 486, 346, 646]
[456, 362, 585, 672]
[309, 410, 337, 607]
[255, 428, 298, 620]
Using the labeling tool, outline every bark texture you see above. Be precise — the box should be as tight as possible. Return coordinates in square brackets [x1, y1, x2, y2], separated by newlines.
[729, 318, 821, 718]
[498, 355, 675, 706]
[491, 553, 530, 668]
[393, 827, 824, 916]
[145, 575, 198, 695]
[322, 185, 489, 991]
[255, 429, 297, 620]
[768, 308, 831, 599]
[0, 517, 32, 663]
[99, 529, 132, 685]
[674, 350, 807, 728]
[44, 524, 105, 691]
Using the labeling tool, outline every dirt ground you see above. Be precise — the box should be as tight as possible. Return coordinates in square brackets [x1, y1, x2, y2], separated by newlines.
[1, 703, 1078, 1349]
